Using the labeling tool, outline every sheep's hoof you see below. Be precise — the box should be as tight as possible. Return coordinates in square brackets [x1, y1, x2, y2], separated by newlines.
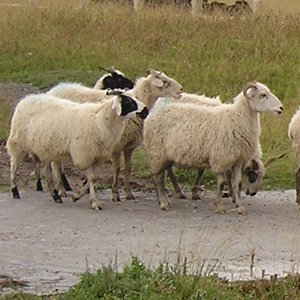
[222, 191, 230, 198]
[59, 190, 68, 198]
[91, 202, 102, 211]
[71, 194, 80, 202]
[191, 193, 200, 200]
[53, 189, 63, 204]
[112, 194, 121, 202]
[176, 192, 186, 199]
[36, 180, 43, 191]
[216, 207, 226, 214]
[237, 206, 247, 215]
[125, 192, 135, 200]
[12, 187, 20, 199]
[160, 201, 171, 211]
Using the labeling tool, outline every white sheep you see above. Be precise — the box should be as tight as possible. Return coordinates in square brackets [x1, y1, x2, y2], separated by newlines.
[288, 109, 300, 207]
[143, 81, 283, 214]
[7, 91, 148, 210]
[47, 69, 184, 202]
[47, 82, 108, 103]
[30, 68, 135, 194]
[163, 92, 266, 201]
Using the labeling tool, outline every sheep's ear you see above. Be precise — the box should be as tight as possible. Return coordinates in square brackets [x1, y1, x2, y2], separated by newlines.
[243, 81, 258, 99]
[151, 78, 164, 87]
[148, 69, 163, 77]
[111, 96, 122, 116]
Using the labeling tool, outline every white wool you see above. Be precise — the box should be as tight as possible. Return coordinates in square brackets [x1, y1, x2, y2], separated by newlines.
[144, 82, 282, 213]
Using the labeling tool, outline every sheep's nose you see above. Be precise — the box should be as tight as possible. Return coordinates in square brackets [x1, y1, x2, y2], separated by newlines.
[280, 106, 284, 111]
[250, 192, 257, 196]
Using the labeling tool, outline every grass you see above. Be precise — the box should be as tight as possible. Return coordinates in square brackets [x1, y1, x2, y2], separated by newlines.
[3, 257, 300, 299]
[0, 0, 299, 191]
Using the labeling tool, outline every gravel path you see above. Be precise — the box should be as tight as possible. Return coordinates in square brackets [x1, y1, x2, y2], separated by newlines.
[1, 188, 300, 295]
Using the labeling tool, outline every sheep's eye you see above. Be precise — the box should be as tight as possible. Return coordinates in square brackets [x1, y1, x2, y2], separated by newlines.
[260, 93, 267, 98]
[163, 80, 171, 87]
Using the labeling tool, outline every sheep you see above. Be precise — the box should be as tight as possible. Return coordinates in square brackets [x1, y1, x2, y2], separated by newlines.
[202, 0, 252, 16]
[143, 81, 283, 214]
[47, 82, 108, 103]
[95, 69, 184, 202]
[162, 93, 262, 199]
[31, 67, 135, 194]
[288, 109, 300, 207]
[7, 90, 148, 210]
[160, 93, 267, 201]
[46, 69, 183, 201]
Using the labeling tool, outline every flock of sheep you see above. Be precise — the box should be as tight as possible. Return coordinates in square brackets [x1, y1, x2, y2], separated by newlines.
[132, 0, 259, 15]
[6, 67, 300, 215]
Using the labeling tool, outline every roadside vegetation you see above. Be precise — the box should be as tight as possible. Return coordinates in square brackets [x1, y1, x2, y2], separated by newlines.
[2, 257, 300, 299]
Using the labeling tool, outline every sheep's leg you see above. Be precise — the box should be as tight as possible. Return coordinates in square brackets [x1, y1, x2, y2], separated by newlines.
[124, 148, 135, 200]
[51, 162, 68, 198]
[44, 162, 63, 203]
[60, 164, 72, 192]
[231, 164, 245, 215]
[71, 180, 89, 202]
[166, 166, 186, 199]
[71, 168, 102, 210]
[191, 168, 205, 200]
[154, 171, 171, 210]
[34, 157, 43, 192]
[215, 175, 226, 214]
[10, 156, 20, 199]
[111, 152, 121, 202]
[296, 167, 300, 208]
[86, 168, 102, 210]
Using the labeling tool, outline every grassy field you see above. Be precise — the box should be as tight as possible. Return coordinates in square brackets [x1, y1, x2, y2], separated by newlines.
[0, 0, 299, 191]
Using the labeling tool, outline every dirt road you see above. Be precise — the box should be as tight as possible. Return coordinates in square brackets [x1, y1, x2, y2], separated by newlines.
[1, 188, 300, 295]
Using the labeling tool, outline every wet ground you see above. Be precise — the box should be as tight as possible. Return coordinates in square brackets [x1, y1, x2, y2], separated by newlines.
[1, 187, 300, 295]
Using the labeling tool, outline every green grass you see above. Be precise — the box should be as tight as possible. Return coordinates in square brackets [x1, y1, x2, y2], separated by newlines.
[0, 0, 299, 190]
[3, 257, 300, 299]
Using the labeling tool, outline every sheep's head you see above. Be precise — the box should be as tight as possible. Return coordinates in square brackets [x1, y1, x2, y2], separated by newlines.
[111, 90, 148, 120]
[243, 81, 283, 115]
[147, 69, 184, 100]
[242, 158, 265, 196]
[96, 66, 134, 90]
[242, 152, 285, 196]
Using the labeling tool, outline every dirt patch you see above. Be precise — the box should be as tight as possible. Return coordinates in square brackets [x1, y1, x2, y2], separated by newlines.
[1, 83, 300, 296]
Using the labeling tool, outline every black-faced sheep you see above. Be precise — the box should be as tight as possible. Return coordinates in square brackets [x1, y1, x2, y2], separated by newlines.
[7, 91, 148, 210]
[46, 69, 183, 202]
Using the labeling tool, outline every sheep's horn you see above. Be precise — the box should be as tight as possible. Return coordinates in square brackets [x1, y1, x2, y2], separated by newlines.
[243, 81, 258, 98]
[148, 69, 163, 77]
[264, 152, 286, 168]
[99, 66, 116, 74]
